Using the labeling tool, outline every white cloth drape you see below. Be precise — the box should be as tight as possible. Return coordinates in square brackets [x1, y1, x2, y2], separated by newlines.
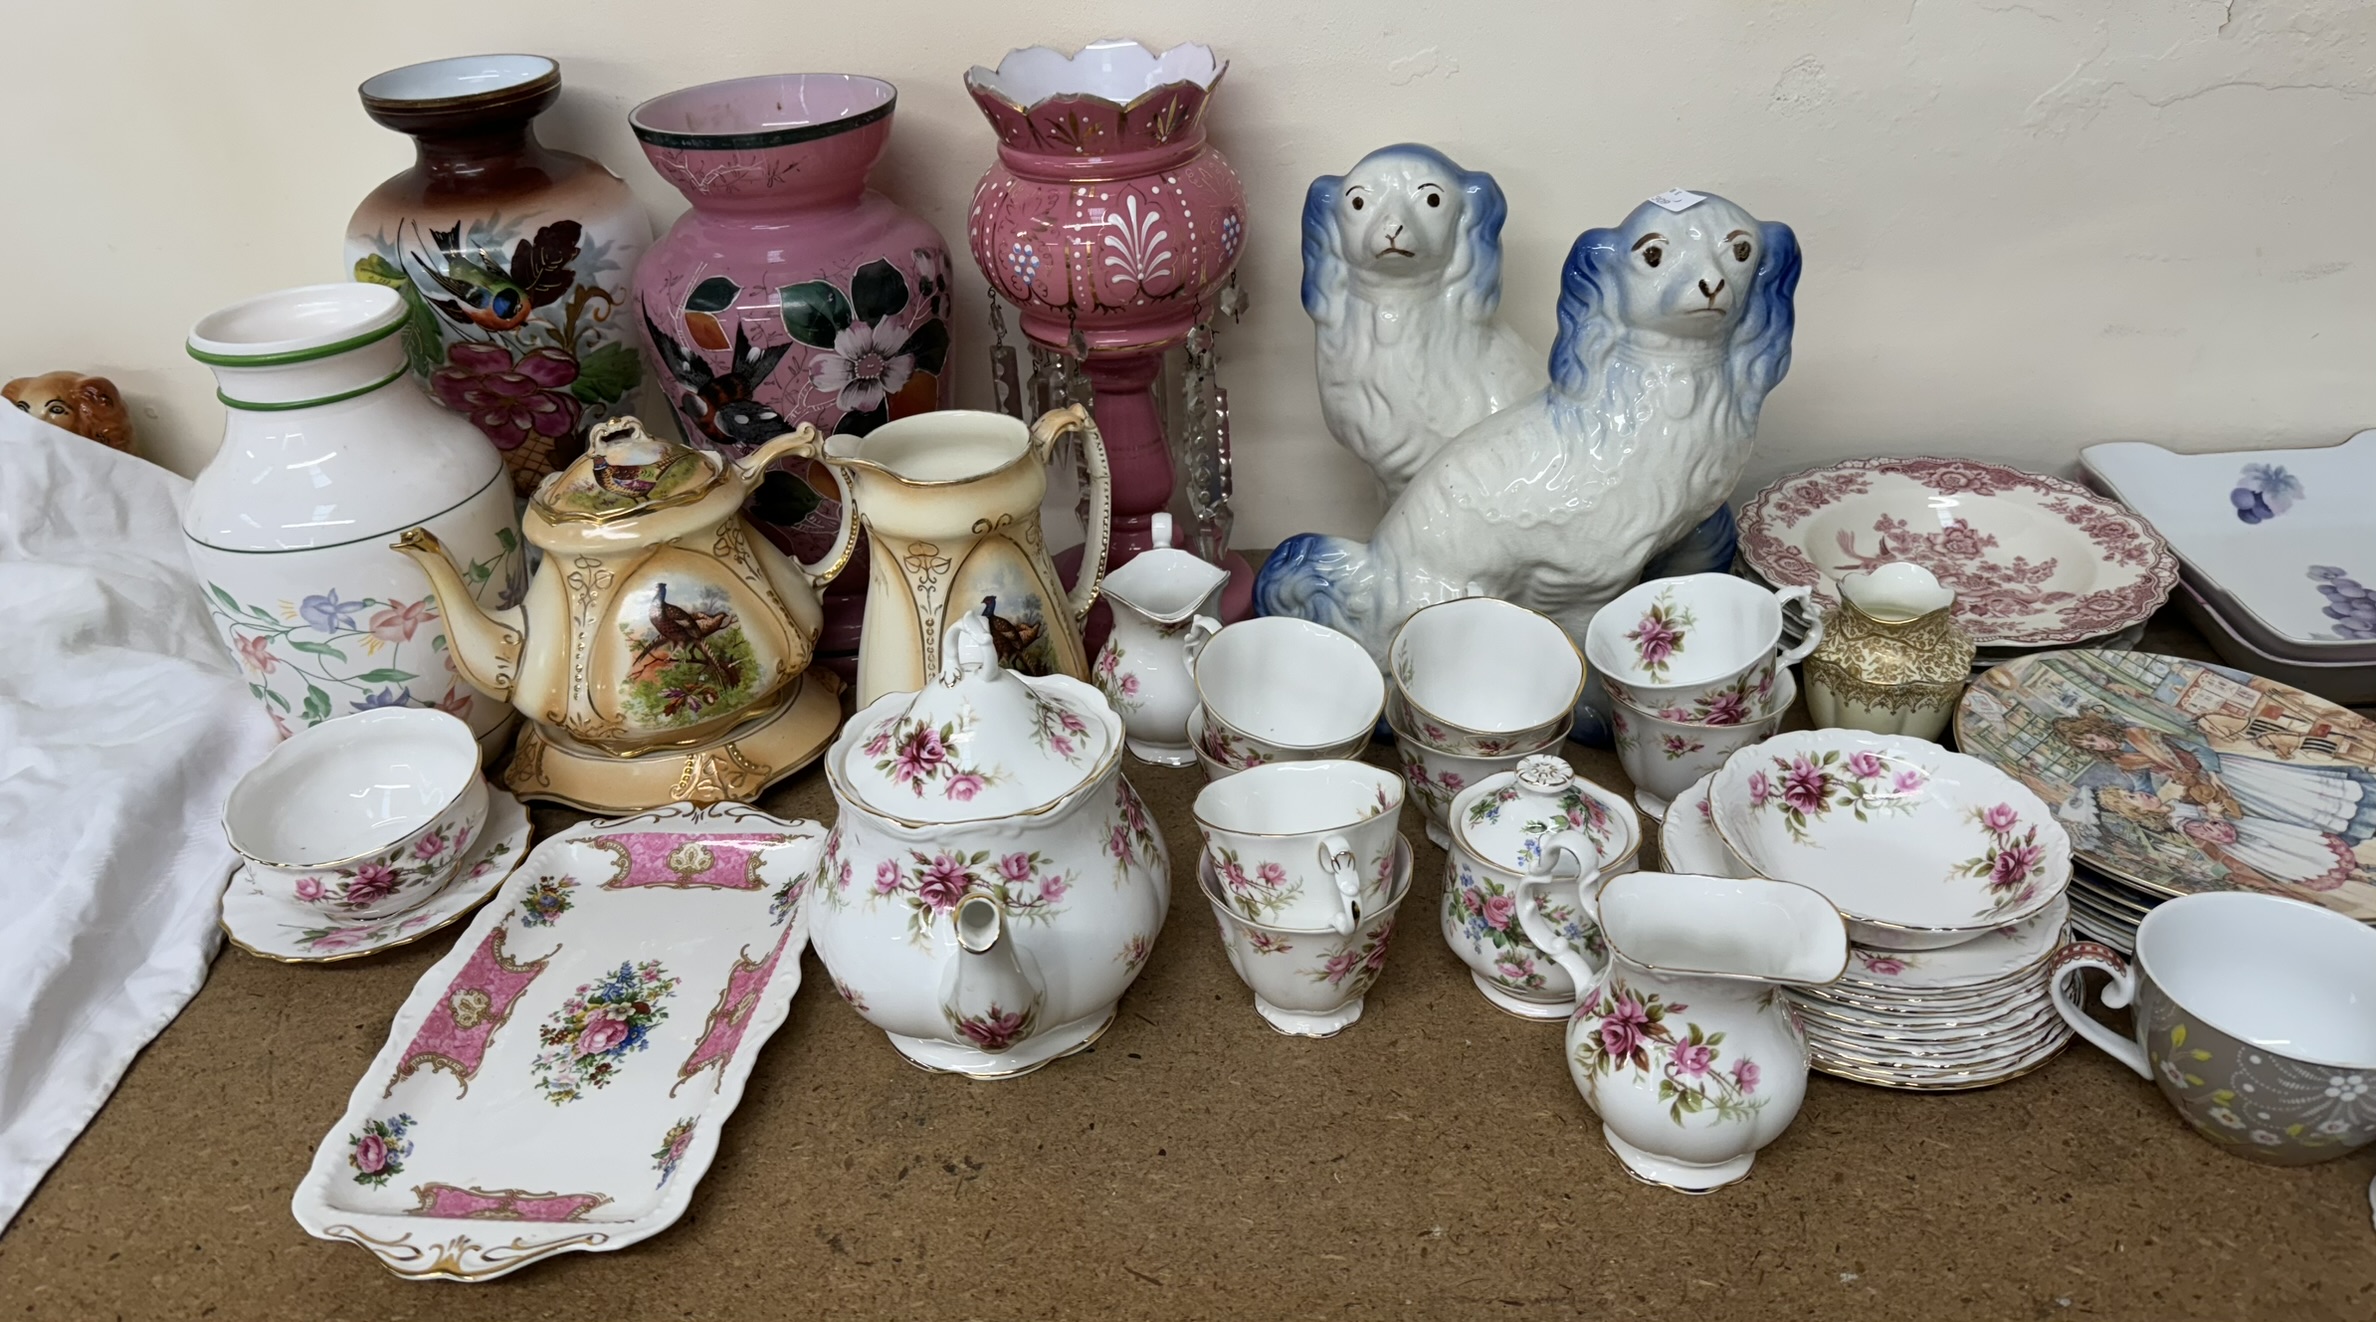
[0, 409, 276, 1232]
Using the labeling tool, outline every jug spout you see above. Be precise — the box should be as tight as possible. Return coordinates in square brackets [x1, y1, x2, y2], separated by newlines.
[1595, 873, 1849, 987]
[389, 528, 526, 703]
[1101, 526, 1232, 626]
[939, 891, 1047, 1055]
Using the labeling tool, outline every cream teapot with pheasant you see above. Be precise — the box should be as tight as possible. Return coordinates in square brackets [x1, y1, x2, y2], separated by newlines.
[393, 416, 856, 807]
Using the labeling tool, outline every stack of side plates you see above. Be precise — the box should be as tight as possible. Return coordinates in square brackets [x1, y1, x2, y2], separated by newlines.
[1662, 773, 2072, 1090]
[2064, 865, 2161, 953]
[1789, 899, 2072, 1090]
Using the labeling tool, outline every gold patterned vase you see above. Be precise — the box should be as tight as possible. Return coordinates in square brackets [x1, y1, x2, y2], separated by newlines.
[1803, 562, 1975, 742]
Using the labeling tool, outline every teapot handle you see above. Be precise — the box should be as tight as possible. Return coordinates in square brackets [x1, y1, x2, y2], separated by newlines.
[1512, 830, 1608, 1001]
[1030, 405, 1112, 622]
[738, 425, 860, 589]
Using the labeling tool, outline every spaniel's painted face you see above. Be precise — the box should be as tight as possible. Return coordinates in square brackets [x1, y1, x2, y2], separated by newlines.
[1607, 201, 1763, 340]
[1333, 151, 1466, 282]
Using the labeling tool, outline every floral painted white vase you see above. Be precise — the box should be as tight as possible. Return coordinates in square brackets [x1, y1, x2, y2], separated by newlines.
[184, 283, 525, 754]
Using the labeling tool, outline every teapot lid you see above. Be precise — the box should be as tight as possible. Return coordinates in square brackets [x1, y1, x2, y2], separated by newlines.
[837, 605, 1115, 821]
[531, 416, 724, 525]
[1450, 754, 1620, 873]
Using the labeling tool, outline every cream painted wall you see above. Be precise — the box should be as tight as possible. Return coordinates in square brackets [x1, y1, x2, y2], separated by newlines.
[4, 1, 2372, 546]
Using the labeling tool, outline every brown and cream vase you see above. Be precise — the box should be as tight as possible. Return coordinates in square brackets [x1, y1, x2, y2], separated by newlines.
[1802, 562, 1975, 742]
[346, 54, 654, 495]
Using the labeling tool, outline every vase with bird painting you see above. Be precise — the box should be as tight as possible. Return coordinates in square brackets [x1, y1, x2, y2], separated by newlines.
[389, 415, 853, 813]
[627, 72, 956, 676]
[818, 404, 1112, 708]
[345, 54, 654, 497]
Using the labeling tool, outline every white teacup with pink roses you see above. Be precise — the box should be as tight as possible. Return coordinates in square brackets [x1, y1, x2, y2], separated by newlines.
[1585, 573, 1820, 718]
[223, 707, 490, 920]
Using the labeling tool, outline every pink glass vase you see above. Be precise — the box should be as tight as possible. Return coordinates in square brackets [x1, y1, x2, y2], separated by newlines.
[630, 73, 954, 674]
[964, 41, 1253, 639]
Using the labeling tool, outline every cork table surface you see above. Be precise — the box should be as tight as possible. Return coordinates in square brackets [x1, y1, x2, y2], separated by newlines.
[3, 608, 2372, 1321]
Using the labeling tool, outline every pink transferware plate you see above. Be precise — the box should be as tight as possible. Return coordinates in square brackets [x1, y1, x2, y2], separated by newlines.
[290, 802, 822, 1281]
[1738, 456, 2179, 647]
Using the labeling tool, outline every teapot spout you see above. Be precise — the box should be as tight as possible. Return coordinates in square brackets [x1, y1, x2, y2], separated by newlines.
[727, 424, 822, 493]
[939, 891, 1047, 1056]
[389, 528, 525, 703]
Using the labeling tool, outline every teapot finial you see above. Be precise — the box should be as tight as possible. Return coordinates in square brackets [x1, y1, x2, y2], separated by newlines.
[531, 413, 720, 524]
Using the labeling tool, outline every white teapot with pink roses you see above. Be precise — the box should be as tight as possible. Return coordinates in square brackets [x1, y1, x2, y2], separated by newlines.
[807, 607, 1169, 1078]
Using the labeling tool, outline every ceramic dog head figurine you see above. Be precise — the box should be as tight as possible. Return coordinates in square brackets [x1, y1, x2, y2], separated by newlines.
[6, 371, 136, 454]
[1299, 144, 1543, 500]
[1547, 195, 1798, 437]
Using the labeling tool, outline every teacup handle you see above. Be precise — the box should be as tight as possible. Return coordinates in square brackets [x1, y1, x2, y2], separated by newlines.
[1512, 829, 1608, 999]
[2046, 940, 2150, 1079]
[1316, 834, 1361, 935]
[1772, 584, 1823, 666]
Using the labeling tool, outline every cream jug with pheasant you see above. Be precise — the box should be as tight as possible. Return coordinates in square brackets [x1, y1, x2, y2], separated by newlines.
[819, 404, 1113, 708]
[392, 415, 854, 812]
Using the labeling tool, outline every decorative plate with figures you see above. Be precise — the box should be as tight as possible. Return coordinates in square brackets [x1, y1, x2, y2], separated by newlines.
[1957, 650, 2376, 920]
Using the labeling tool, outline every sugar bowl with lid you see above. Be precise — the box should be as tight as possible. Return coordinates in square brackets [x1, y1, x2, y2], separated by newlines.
[809, 606, 1168, 1078]
[1440, 754, 1639, 1018]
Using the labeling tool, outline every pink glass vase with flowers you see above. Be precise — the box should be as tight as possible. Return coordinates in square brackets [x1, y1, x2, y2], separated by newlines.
[629, 73, 954, 673]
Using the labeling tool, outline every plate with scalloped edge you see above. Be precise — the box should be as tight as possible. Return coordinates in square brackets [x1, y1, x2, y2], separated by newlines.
[1738, 456, 2178, 647]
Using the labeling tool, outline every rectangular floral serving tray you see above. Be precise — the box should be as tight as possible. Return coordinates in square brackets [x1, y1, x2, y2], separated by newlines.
[291, 803, 822, 1281]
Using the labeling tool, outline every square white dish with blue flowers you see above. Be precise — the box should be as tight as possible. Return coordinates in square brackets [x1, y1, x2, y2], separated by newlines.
[2083, 431, 2376, 657]
[290, 803, 821, 1281]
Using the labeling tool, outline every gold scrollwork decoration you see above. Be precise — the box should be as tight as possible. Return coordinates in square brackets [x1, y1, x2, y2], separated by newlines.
[321, 1224, 612, 1282]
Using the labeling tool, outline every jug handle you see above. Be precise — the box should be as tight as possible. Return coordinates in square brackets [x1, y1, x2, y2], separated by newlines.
[1771, 584, 1823, 667]
[1512, 830, 1608, 1001]
[1180, 616, 1222, 675]
[1031, 405, 1112, 622]
[743, 425, 861, 589]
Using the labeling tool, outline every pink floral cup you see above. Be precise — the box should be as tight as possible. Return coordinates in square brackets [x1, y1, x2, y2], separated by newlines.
[1390, 708, 1565, 850]
[1193, 760, 1404, 934]
[1203, 833, 1413, 1038]
[1387, 597, 1585, 758]
[223, 707, 489, 920]
[1192, 617, 1384, 762]
[1585, 573, 1819, 718]
[1611, 668, 1797, 821]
